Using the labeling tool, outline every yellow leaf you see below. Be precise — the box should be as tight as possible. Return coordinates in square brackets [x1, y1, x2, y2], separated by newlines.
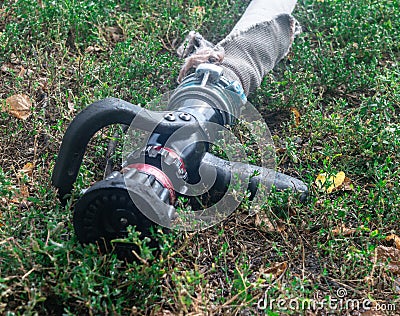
[315, 173, 327, 189]
[315, 171, 346, 193]
[290, 107, 301, 126]
[330, 171, 346, 193]
[5, 94, 32, 120]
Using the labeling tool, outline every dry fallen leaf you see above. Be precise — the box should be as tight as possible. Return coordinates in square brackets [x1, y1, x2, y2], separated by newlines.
[332, 224, 357, 236]
[10, 185, 30, 204]
[66, 91, 75, 114]
[17, 66, 26, 78]
[85, 45, 104, 53]
[275, 147, 286, 154]
[1, 63, 12, 73]
[190, 6, 206, 16]
[395, 277, 400, 293]
[375, 245, 400, 275]
[254, 212, 285, 233]
[340, 176, 354, 191]
[105, 26, 124, 42]
[18, 162, 34, 178]
[20, 185, 29, 198]
[10, 53, 20, 64]
[8, 163, 34, 205]
[315, 171, 346, 193]
[290, 107, 301, 126]
[0, 63, 31, 77]
[5, 94, 32, 120]
[261, 262, 288, 281]
[386, 234, 400, 250]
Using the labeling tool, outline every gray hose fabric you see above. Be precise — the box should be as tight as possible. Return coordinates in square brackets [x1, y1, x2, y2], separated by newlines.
[217, 13, 299, 95]
[178, 0, 300, 95]
[228, 0, 297, 34]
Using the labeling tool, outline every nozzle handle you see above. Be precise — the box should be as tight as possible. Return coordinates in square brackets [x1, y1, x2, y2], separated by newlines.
[52, 97, 197, 203]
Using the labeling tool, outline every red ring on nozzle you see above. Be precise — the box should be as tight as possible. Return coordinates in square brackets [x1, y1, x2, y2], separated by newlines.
[122, 163, 176, 204]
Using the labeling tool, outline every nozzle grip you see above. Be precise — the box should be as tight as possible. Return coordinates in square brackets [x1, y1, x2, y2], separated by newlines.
[200, 153, 308, 202]
[52, 97, 197, 203]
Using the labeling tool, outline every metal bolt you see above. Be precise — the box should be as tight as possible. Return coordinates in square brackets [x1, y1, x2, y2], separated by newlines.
[120, 217, 128, 226]
[179, 112, 191, 121]
[164, 113, 176, 121]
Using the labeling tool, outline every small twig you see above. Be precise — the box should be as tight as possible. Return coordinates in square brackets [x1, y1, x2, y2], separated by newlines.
[207, 238, 212, 257]
[130, 249, 148, 266]
[0, 237, 14, 245]
[45, 228, 50, 247]
[32, 128, 41, 168]
[21, 267, 35, 281]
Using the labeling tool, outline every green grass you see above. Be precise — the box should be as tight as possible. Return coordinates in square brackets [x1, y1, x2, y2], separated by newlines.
[1, 0, 399, 314]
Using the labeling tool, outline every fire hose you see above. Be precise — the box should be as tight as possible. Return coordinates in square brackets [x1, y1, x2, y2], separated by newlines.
[52, 0, 307, 259]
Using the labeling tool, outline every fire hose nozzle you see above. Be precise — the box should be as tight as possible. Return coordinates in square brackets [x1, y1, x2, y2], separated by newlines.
[51, 0, 307, 259]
